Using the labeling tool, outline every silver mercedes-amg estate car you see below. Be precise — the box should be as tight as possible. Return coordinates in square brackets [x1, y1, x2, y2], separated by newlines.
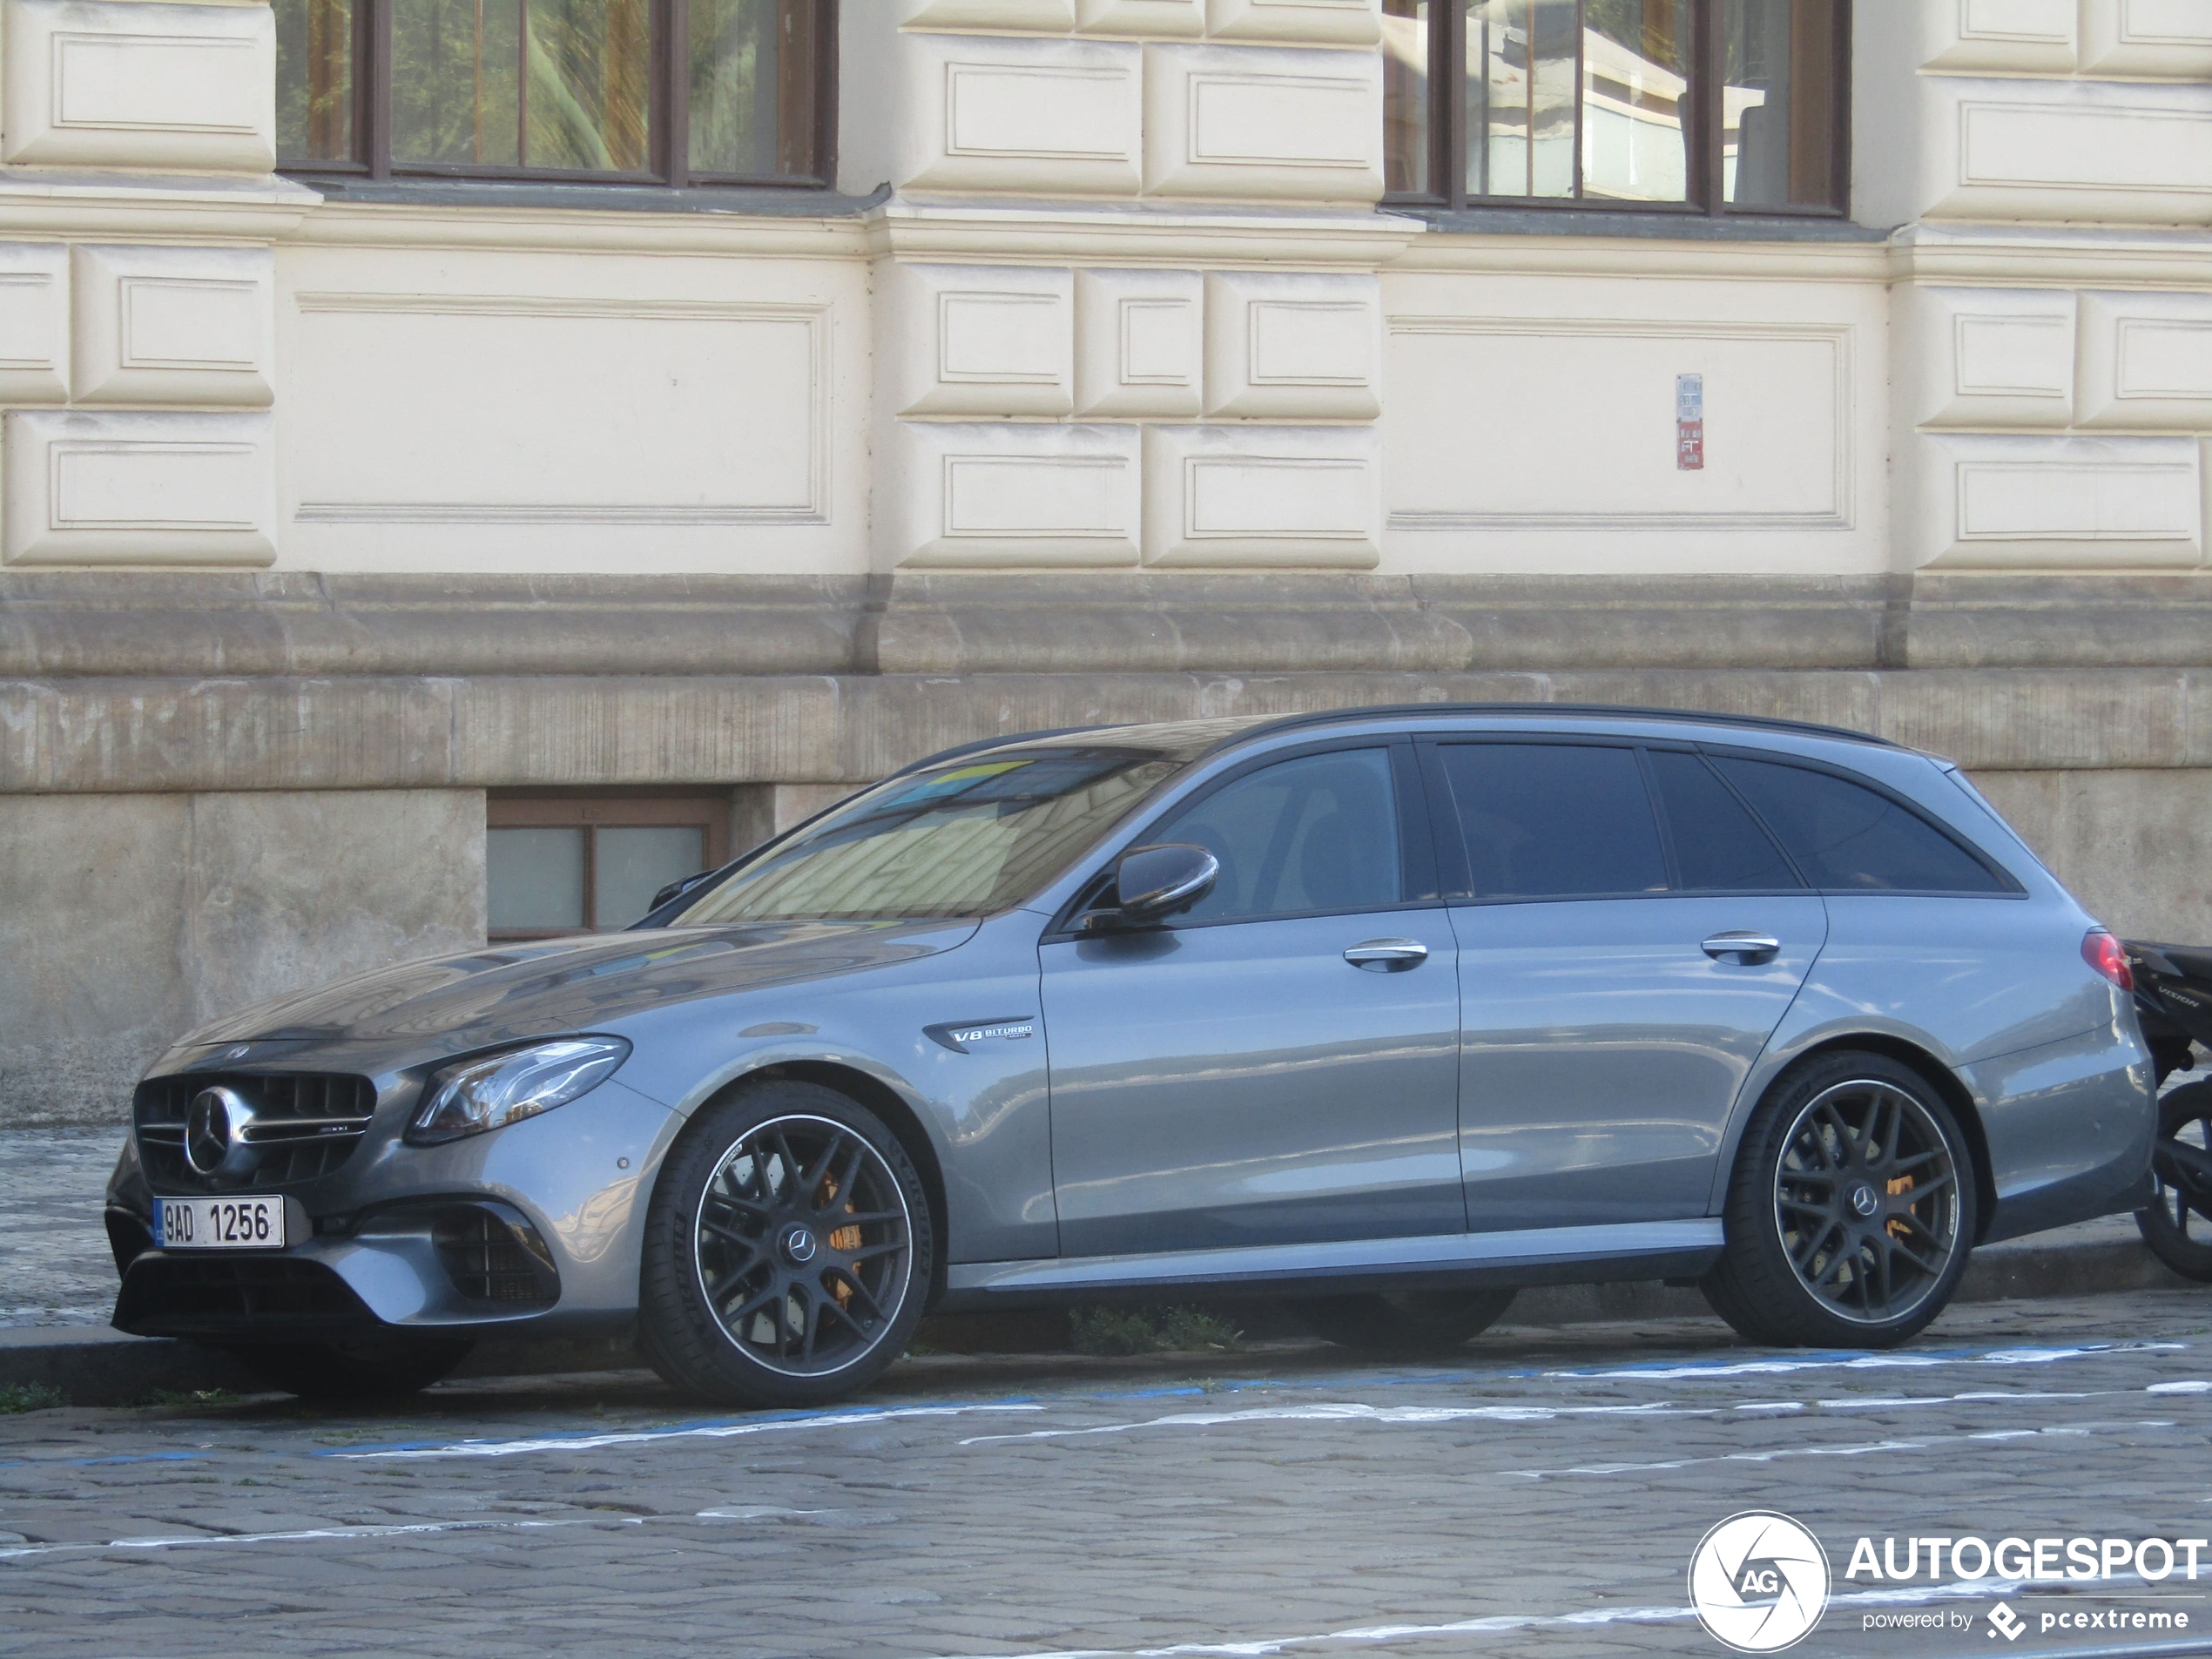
[105, 705, 2157, 1406]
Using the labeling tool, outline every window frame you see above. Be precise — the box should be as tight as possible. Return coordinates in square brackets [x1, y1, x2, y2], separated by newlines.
[1695, 745, 2027, 899]
[1385, 0, 1851, 220]
[1046, 737, 1441, 939]
[280, 0, 838, 189]
[1638, 741, 1808, 896]
[1417, 735, 2013, 906]
[1420, 734, 1678, 905]
[488, 791, 733, 941]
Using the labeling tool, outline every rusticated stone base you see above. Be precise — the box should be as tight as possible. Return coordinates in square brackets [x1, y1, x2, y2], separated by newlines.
[5, 570, 2209, 1126]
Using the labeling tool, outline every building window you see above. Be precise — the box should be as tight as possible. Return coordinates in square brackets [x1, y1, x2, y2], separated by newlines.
[1382, 0, 1845, 215]
[487, 794, 732, 940]
[275, 0, 835, 186]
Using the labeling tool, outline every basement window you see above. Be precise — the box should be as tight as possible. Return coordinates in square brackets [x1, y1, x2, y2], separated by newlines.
[488, 793, 732, 940]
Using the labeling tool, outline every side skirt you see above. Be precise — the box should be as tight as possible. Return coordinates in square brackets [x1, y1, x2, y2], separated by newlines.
[940, 1219, 1723, 1311]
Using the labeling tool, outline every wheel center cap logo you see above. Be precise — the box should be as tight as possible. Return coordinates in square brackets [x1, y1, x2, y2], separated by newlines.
[184, 1087, 250, 1177]
[1849, 1184, 1880, 1219]
[782, 1226, 818, 1264]
[1689, 1511, 1831, 1652]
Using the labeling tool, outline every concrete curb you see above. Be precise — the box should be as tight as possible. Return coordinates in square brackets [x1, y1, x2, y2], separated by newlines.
[3, 1229, 2200, 1409]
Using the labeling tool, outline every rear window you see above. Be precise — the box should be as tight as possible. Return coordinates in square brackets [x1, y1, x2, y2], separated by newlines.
[1710, 757, 2008, 894]
[1436, 743, 1667, 900]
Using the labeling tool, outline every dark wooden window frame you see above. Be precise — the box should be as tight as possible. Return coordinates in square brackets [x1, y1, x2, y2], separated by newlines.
[1386, 0, 1849, 219]
[488, 791, 733, 940]
[284, 0, 837, 188]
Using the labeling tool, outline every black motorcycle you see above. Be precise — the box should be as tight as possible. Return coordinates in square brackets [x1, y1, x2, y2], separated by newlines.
[2127, 940, 2212, 1279]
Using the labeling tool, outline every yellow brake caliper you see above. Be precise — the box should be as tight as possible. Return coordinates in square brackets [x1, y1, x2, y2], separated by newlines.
[819, 1173, 860, 1308]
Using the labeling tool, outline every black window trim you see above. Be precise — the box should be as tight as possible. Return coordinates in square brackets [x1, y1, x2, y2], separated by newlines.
[1420, 732, 1681, 906]
[1419, 732, 2021, 906]
[277, 0, 839, 191]
[1384, 0, 1851, 223]
[1043, 735, 1440, 941]
[1692, 742, 2027, 900]
[1637, 738, 1811, 896]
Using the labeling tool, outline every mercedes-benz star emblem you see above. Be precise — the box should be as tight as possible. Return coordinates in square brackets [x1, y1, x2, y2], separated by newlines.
[1849, 1184, 1880, 1219]
[184, 1086, 252, 1177]
[782, 1226, 819, 1264]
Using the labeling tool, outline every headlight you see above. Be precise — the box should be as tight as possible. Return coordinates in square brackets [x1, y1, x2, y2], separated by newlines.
[407, 1037, 631, 1145]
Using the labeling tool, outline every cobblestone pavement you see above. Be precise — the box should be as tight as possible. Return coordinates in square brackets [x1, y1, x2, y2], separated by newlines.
[0, 1132, 123, 1329]
[6, 1292, 2212, 1659]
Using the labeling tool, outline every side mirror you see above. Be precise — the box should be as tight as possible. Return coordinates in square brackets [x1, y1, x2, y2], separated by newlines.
[1087, 843, 1218, 931]
[650, 870, 715, 913]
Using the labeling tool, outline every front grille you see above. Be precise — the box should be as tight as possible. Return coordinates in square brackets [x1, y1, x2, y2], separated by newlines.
[112, 1254, 376, 1338]
[136, 1072, 378, 1192]
[431, 1206, 558, 1305]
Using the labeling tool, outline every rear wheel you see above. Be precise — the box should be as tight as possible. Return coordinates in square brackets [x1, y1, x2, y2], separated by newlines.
[2136, 1082, 2212, 1282]
[639, 1081, 934, 1408]
[1703, 1052, 1976, 1349]
[229, 1335, 474, 1400]
[1293, 1288, 1516, 1355]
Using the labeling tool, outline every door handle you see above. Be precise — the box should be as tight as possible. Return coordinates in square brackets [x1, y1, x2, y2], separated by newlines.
[1703, 932, 1783, 964]
[1345, 939, 1428, 971]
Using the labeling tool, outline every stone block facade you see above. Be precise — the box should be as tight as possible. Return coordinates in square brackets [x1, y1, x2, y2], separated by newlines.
[0, 0, 2208, 1122]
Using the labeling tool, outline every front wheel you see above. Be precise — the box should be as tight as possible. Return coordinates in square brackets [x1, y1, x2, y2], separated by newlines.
[639, 1081, 934, 1408]
[2135, 1082, 2212, 1282]
[1703, 1052, 1976, 1349]
[228, 1335, 474, 1400]
[1293, 1287, 1516, 1355]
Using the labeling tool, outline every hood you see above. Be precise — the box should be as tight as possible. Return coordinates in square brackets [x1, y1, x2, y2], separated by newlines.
[179, 919, 981, 1049]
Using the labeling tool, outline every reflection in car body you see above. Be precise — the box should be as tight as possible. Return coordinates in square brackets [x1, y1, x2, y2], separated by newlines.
[105, 705, 2156, 1405]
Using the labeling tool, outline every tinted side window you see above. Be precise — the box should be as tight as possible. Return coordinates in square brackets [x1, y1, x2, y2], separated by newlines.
[1647, 750, 1803, 892]
[1150, 748, 1402, 923]
[1436, 743, 1667, 900]
[1711, 757, 2006, 894]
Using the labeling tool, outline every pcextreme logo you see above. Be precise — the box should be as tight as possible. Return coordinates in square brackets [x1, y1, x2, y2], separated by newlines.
[1689, 1512, 1833, 1653]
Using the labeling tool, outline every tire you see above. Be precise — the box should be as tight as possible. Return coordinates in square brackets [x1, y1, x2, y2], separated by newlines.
[639, 1080, 934, 1409]
[1702, 1051, 1977, 1349]
[1293, 1288, 1517, 1355]
[2136, 1082, 2212, 1283]
[229, 1334, 474, 1400]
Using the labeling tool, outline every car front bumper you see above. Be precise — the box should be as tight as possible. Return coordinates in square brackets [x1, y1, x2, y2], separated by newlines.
[109, 1077, 684, 1343]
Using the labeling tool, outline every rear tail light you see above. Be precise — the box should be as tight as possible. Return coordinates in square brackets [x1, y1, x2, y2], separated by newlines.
[2082, 928, 2134, 992]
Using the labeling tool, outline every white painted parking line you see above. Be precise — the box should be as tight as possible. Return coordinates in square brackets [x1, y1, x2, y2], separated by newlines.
[1503, 1418, 2180, 1480]
[917, 1576, 2206, 1659]
[0, 1506, 859, 1563]
[330, 1401, 1046, 1460]
[0, 1515, 648, 1561]
[957, 1399, 1703, 1447]
[1548, 1341, 2185, 1381]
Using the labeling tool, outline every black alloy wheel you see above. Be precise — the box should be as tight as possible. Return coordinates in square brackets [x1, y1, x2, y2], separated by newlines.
[640, 1081, 934, 1407]
[1703, 1052, 1976, 1348]
[1294, 1287, 1517, 1355]
[2136, 1082, 2212, 1282]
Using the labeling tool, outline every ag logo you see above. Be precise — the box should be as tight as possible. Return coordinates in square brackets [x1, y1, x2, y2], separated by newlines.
[1689, 1511, 1831, 1652]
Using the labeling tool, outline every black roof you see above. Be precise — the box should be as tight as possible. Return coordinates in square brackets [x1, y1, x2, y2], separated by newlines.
[900, 703, 1898, 777]
[1233, 703, 1901, 752]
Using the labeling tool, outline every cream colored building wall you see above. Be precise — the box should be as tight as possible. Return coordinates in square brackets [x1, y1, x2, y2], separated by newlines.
[0, 0, 2206, 579]
[1856, 0, 2212, 576]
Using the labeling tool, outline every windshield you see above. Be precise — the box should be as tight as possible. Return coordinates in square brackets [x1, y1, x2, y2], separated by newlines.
[666, 747, 1184, 924]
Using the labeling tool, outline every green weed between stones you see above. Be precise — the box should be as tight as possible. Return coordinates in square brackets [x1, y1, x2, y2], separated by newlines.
[1069, 1306, 1244, 1357]
[0, 1383, 65, 1413]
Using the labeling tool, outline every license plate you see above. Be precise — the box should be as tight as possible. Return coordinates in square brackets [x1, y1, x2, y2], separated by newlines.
[155, 1196, 286, 1251]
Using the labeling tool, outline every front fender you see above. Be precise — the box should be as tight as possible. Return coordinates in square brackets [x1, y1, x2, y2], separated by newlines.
[605, 911, 1056, 1264]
